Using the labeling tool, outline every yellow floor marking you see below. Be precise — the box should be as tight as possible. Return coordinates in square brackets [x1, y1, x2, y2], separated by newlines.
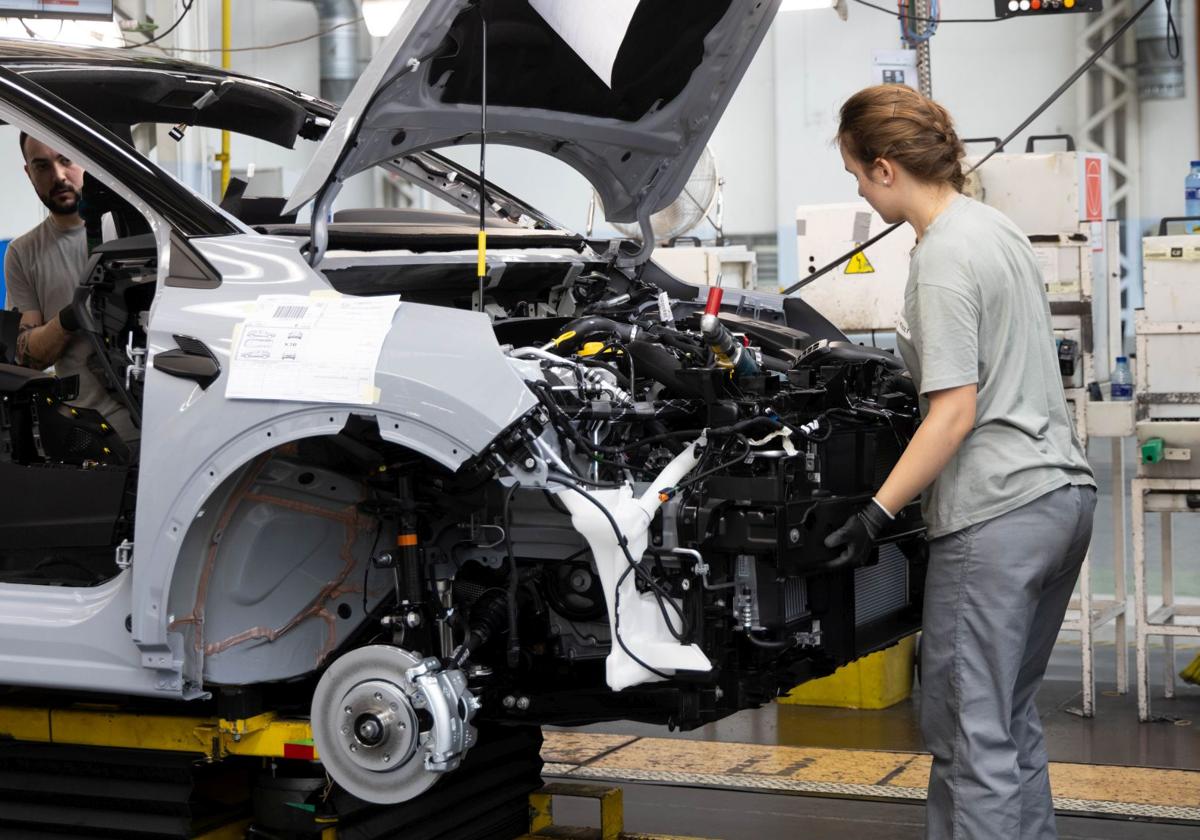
[543, 733, 1200, 810]
[543, 732, 641, 765]
[587, 737, 917, 786]
[1048, 762, 1200, 808]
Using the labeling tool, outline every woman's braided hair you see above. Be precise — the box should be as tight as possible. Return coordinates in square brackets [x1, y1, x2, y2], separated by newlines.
[837, 84, 966, 191]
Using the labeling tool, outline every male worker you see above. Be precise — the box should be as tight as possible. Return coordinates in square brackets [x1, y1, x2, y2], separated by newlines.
[6, 132, 136, 442]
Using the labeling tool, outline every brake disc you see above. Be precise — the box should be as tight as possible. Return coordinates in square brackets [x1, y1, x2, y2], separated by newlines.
[310, 645, 479, 804]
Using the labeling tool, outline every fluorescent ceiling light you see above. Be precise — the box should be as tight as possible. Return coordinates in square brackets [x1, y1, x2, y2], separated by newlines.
[362, 0, 410, 37]
[780, 0, 836, 10]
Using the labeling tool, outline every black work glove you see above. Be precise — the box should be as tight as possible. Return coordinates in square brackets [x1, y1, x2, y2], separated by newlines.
[824, 499, 893, 570]
[57, 302, 80, 333]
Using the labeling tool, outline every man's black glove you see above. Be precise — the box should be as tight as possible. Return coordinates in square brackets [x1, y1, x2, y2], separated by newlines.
[57, 303, 81, 333]
[824, 499, 893, 570]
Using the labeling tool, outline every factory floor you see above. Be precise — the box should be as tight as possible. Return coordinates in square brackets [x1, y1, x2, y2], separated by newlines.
[542, 440, 1200, 838]
[544, 645, 1200, 838]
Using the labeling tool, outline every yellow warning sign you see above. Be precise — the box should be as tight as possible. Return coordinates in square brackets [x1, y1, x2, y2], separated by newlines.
[845, 250, 875, 275]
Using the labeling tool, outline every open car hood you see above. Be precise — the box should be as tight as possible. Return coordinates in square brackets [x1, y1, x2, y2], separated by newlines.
[285, 0, 779, 244]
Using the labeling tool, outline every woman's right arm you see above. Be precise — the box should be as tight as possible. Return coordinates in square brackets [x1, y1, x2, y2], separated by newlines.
[874, 383, 976, 516]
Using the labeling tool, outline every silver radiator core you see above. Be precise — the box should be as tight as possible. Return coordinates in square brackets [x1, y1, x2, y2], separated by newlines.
[854, 543, 909, 627]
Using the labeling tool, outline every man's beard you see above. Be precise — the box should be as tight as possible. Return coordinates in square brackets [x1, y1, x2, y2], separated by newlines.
[40, 183, 80, 216]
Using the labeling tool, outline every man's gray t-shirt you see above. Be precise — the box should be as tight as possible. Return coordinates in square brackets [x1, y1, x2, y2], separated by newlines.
[4, 216, 136, 442]
[895, 194, 1093, 539]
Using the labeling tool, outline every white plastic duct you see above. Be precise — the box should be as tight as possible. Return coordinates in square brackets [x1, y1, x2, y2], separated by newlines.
[555, 435, 713, 691]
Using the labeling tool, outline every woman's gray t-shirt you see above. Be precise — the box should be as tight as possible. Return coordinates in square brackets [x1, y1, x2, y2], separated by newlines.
[894, 194, 1094, 539]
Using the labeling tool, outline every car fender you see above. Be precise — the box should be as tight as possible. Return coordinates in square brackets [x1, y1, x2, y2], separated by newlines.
[131, 234, 536, 694]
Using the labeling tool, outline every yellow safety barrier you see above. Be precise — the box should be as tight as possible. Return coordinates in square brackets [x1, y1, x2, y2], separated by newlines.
[780, 634, 917, 709]
[0, 706, 318, 761]
[521, 782, 716, 840]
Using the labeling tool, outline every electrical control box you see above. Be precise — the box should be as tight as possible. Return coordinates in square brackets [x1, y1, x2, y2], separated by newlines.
[993, 0, 1102, 19]
[793, 202, 916, 333]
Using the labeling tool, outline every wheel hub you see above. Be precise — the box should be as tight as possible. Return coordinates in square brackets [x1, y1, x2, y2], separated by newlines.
[311, 645, 479, 804]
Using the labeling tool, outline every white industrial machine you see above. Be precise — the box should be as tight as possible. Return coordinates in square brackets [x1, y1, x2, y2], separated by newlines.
[794, 203, 915, 333]
[1130, 228, 1200, 721]
[965, 141, 1116, 384]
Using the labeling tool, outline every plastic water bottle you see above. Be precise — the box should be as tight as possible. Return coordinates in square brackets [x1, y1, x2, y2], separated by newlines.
[1187, 161, 1200, 233]
[1111, 356, 1133, 401]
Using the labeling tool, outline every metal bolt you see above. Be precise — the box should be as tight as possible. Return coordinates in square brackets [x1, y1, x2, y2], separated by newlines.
[788, 528, 801, 544]
[390, 702, 398, 711]
[341, 726, 350, 735]
[523, 457, 537, 470]
[358, 718, 382, 742]
[502, 695, 516, 709]
[374, 692, 383, 701]
[516, 696, 531, 711]
[383, 754, 391, 763]
[398, 721, 407, 730]
[681, 578, 692, 591]
[344, 706, 352, 715]
[714, 686, 724, 700]
[349, 744, 358, 752]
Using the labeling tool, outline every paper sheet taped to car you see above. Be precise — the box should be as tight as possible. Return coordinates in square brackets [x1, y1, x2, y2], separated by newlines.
[226, 292, 400, 404]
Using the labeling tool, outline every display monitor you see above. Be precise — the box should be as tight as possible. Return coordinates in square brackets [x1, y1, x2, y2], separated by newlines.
[0, 1, 113, 20]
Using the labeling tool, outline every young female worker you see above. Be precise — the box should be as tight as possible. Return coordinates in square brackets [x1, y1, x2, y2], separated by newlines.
[823, 85, 1096, 840]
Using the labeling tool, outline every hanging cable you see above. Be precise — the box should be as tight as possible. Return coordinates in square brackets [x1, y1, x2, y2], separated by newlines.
[1165, 0, 1181, 59]
[120, 0, 196, 49]
[476, 6, 489, 314]
[158, 18, 363, 55]
[783, 0, 1158, 296]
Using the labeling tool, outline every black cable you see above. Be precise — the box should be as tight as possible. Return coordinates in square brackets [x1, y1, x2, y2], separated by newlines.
[362, 516, 384, 615]
[783, 0, 1158, 296]
[613, 564, 671, 679]
[121, 0, 196, 49]
[668, 435, 752, 493]
[746, 631, 795, 651]
[501, 482, 521, 668]
[478, 5, 488, 232]
[548, 476, 689, 643]
[1166, 0, 1181, 59]
[604, 341, 638, 399]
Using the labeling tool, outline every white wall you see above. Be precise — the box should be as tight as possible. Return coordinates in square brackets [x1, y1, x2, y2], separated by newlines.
[0, 1, 1194, 271]
[770, 2, 1083, 288]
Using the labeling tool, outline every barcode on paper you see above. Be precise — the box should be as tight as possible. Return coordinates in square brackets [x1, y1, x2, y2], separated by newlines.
[273, 305, 309, 320]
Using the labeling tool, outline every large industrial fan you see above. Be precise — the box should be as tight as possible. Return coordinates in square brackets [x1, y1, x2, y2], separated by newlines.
[594, 145, 723, 243]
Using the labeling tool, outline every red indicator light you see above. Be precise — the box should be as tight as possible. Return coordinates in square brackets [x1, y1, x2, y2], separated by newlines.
[1031, 0, 1041, 8]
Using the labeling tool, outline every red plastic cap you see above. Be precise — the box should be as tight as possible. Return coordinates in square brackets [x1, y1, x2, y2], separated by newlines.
[704, 286, 724, 316]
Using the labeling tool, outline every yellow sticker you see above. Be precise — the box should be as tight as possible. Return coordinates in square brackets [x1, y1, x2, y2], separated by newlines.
[845, 250, 875, 274]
